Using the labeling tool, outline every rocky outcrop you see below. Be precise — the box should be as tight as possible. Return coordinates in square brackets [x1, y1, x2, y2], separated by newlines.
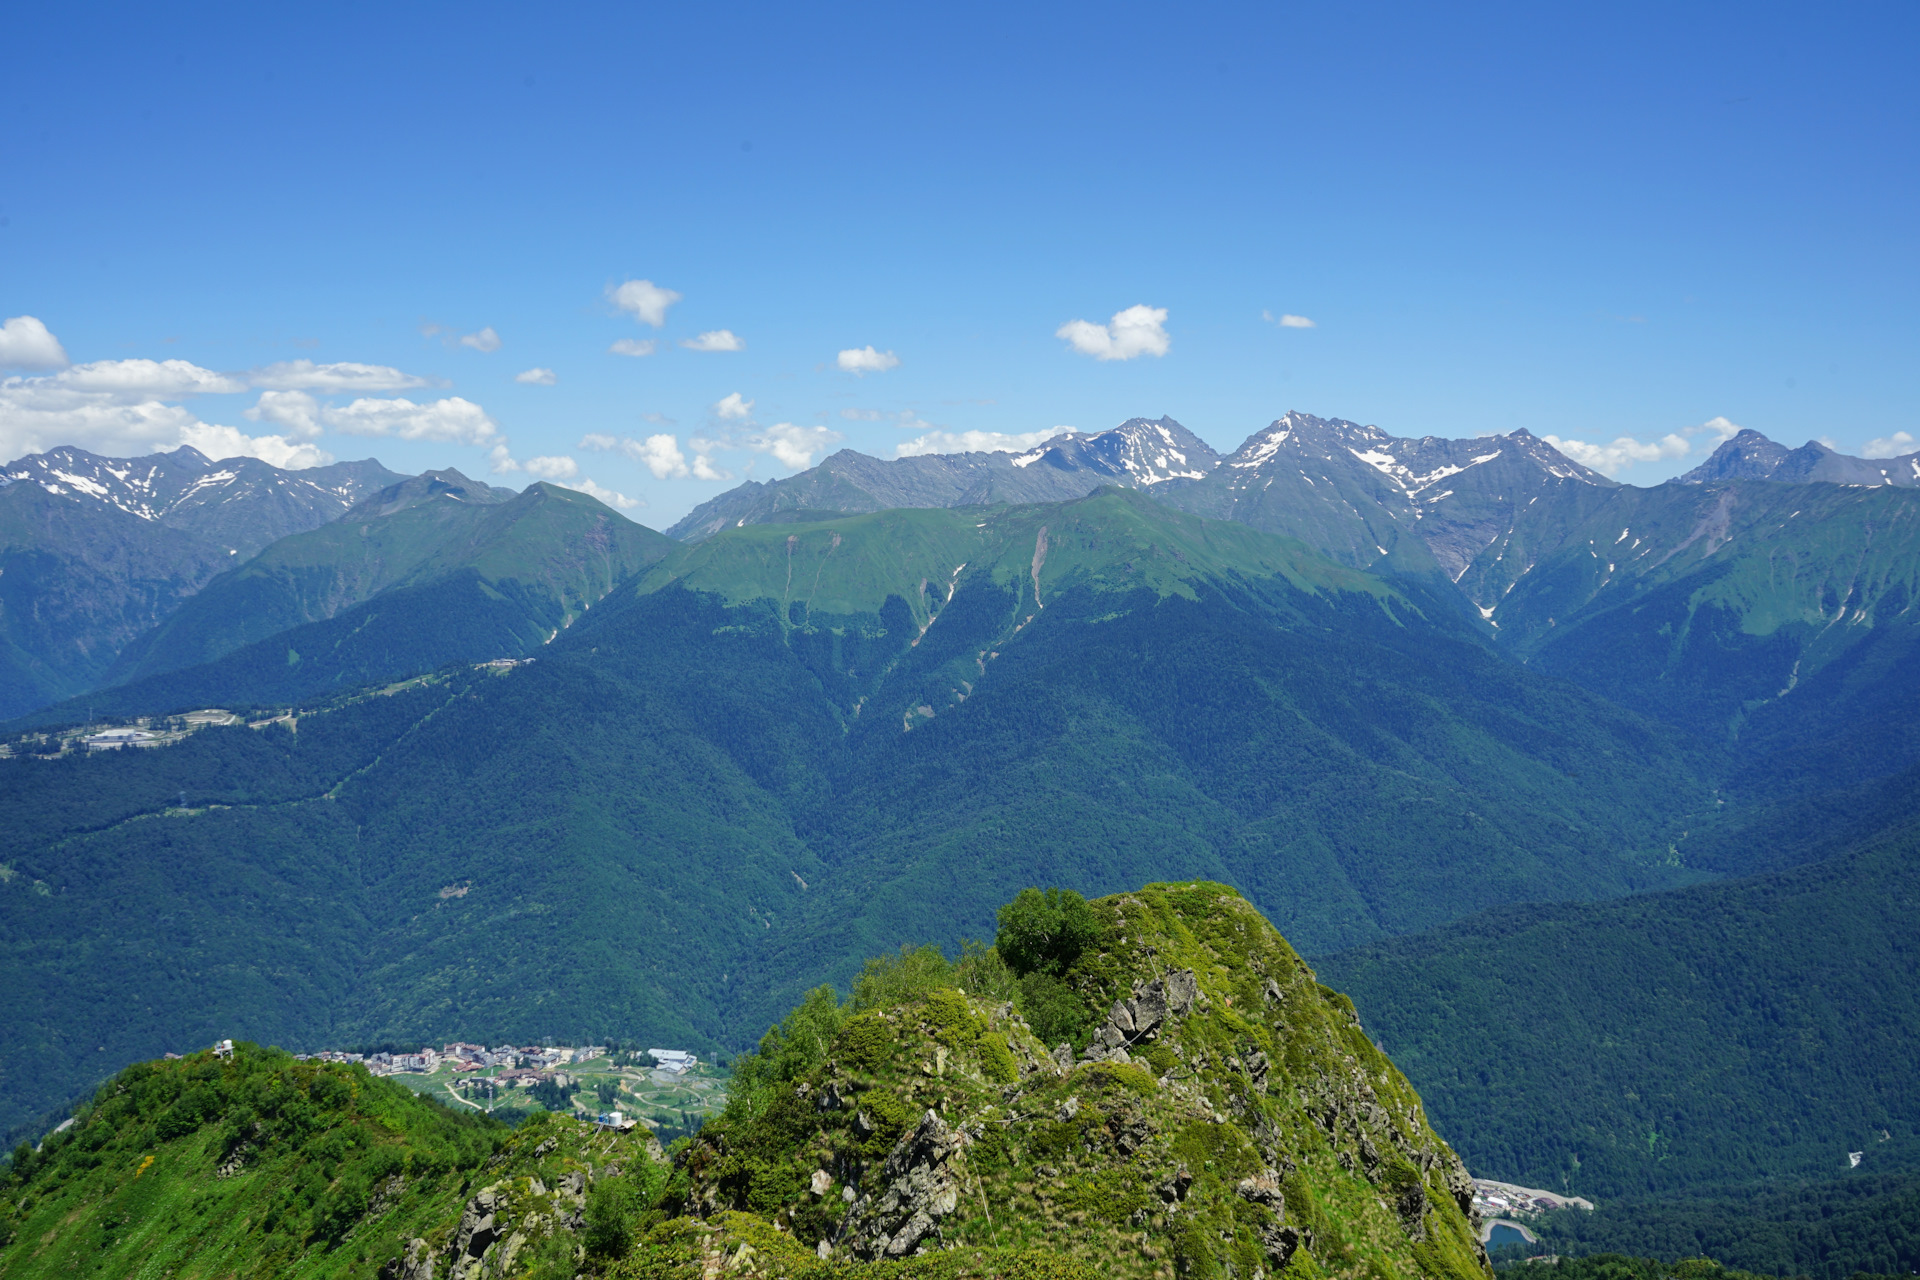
[836, 1110, 968, 1259]
[378, 1237, 436, 1280]
[447, 1187, 504, 1280]
[1083, 969, 1197, 1061]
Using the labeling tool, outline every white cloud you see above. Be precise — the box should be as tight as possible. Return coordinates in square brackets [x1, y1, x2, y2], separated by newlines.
[459, 326, 502, 353]
[249, 360, 434, 392]
[322, 396, 502, 447]
[635, 434, 688, 478]
[1056, 304, 1170, 361]
[1542, 432, 1692, 476]
[245, 390, 323, 439]
[682, 329, 744, 352]
[609, 338, 657, 357]
[515, 367, 558, 386]
[837, 346, 901, 374]
[608, 279, 682, 328]
[1263, 310, 1316, 329]
[1863, 431, 1917, 459]
[714, 392, 755, 421]
[0, 385, 333, 469]
[896, 427, 1072, 458]
[580, 430, 730, 482]
[749, 423, 841, 470]
[560, 477, 642, 509]
[523, 455, 580, 480]
[176, 423, 334, 469]
[0, 316, 69, 370]
[30, 358, 247, 400]
[1684, 415, 1743, 442]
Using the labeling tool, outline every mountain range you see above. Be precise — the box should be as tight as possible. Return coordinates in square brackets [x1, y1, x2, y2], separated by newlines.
[5, 415, 1920, 1275]
[0, 446, 403, 718]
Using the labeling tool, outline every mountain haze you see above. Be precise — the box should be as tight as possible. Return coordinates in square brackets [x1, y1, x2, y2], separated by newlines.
[31, 480, 674, 721]
[0, 445, 404, 717]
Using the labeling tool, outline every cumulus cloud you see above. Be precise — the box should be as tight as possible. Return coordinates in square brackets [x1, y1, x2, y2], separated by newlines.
[245, 390, 323, 439]
[322, 396, 502, 447]
[515, 367, 558, 386]
[0, 385, 331, 469]
[459, 326, 502, 353]
[1684, 415, 1743, 442]
[1863, 431, 1918, 459]
[1542, 431, 1692, 476]
[0, 316, 70, 370]
[749, 423, 841, 471]
[1263, 310, 1316, 329]
[176, 423, 334, 469]
[0, 358, 333, 467]
[714, 392, 754, 421]
[248, 360, 434, 392]
[609, 338, 657, 357]
[837, 346, 901, 374]
[580, 430, 730, 482]
[29, 358, 247, 400]
[682, 329, 744, 352]
[896, 427, 1072, 458]
[633, 434, 688, 478]
[608, 279, 682, 328]
[560, 476, 642, 509]
[1056, 305, 1170, 361]
[523, 455, 580, 480]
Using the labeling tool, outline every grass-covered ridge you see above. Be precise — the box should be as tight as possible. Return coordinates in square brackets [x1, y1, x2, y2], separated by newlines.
[633, 488, 1405, 631]
[1, 883, 1486, 1280]
[0, 1041, 665, 1278]
[667, 881, 1490, 1280]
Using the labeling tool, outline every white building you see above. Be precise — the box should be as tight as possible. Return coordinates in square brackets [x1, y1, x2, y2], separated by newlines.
[87, 728, 157, 751]
[649, 1049, 697, 1074]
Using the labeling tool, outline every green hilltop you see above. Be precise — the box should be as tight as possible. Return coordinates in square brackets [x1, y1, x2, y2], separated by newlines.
[0, 883, 1492, 1280]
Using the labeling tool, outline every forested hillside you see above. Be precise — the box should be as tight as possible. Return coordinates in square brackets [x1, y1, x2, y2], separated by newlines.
[0, 491, 1710, 1145]
[1317, 775, 1920, 1200]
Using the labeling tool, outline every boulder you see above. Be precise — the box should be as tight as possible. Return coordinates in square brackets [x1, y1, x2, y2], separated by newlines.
[838, 1110, 968, 1259]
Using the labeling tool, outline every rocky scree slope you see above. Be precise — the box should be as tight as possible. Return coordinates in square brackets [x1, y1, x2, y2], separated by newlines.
[676, 882, 1490, 1280]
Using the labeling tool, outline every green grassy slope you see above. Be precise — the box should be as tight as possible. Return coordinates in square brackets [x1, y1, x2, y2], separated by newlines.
[0, 1044, 664, 1279]
[0, 489, 1710, 1148]
[1485, 481, 1920, 789]
[1316, 785, 1920, 1201]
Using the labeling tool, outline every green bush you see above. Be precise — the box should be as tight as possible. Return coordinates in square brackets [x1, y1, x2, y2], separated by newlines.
[851, 944, 955, 1012]
[995, 888, 1101, 978]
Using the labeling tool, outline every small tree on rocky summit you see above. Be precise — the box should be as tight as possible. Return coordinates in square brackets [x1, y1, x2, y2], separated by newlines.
[994, 887, 1100, 977]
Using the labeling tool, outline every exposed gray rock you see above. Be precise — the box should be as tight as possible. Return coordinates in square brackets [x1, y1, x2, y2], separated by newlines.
[379, 1236, 436, 1280]
[838, 1110, 968, 1259]
[1085, 969, 1198, 1059]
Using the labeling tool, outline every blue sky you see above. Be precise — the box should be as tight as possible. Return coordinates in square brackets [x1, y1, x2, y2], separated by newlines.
[3, 1, 1915, 527]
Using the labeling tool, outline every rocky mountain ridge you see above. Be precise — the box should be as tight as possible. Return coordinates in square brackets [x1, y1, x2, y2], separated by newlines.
[0, 444, 405, 717]
[1673, 428, 1920, 487]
